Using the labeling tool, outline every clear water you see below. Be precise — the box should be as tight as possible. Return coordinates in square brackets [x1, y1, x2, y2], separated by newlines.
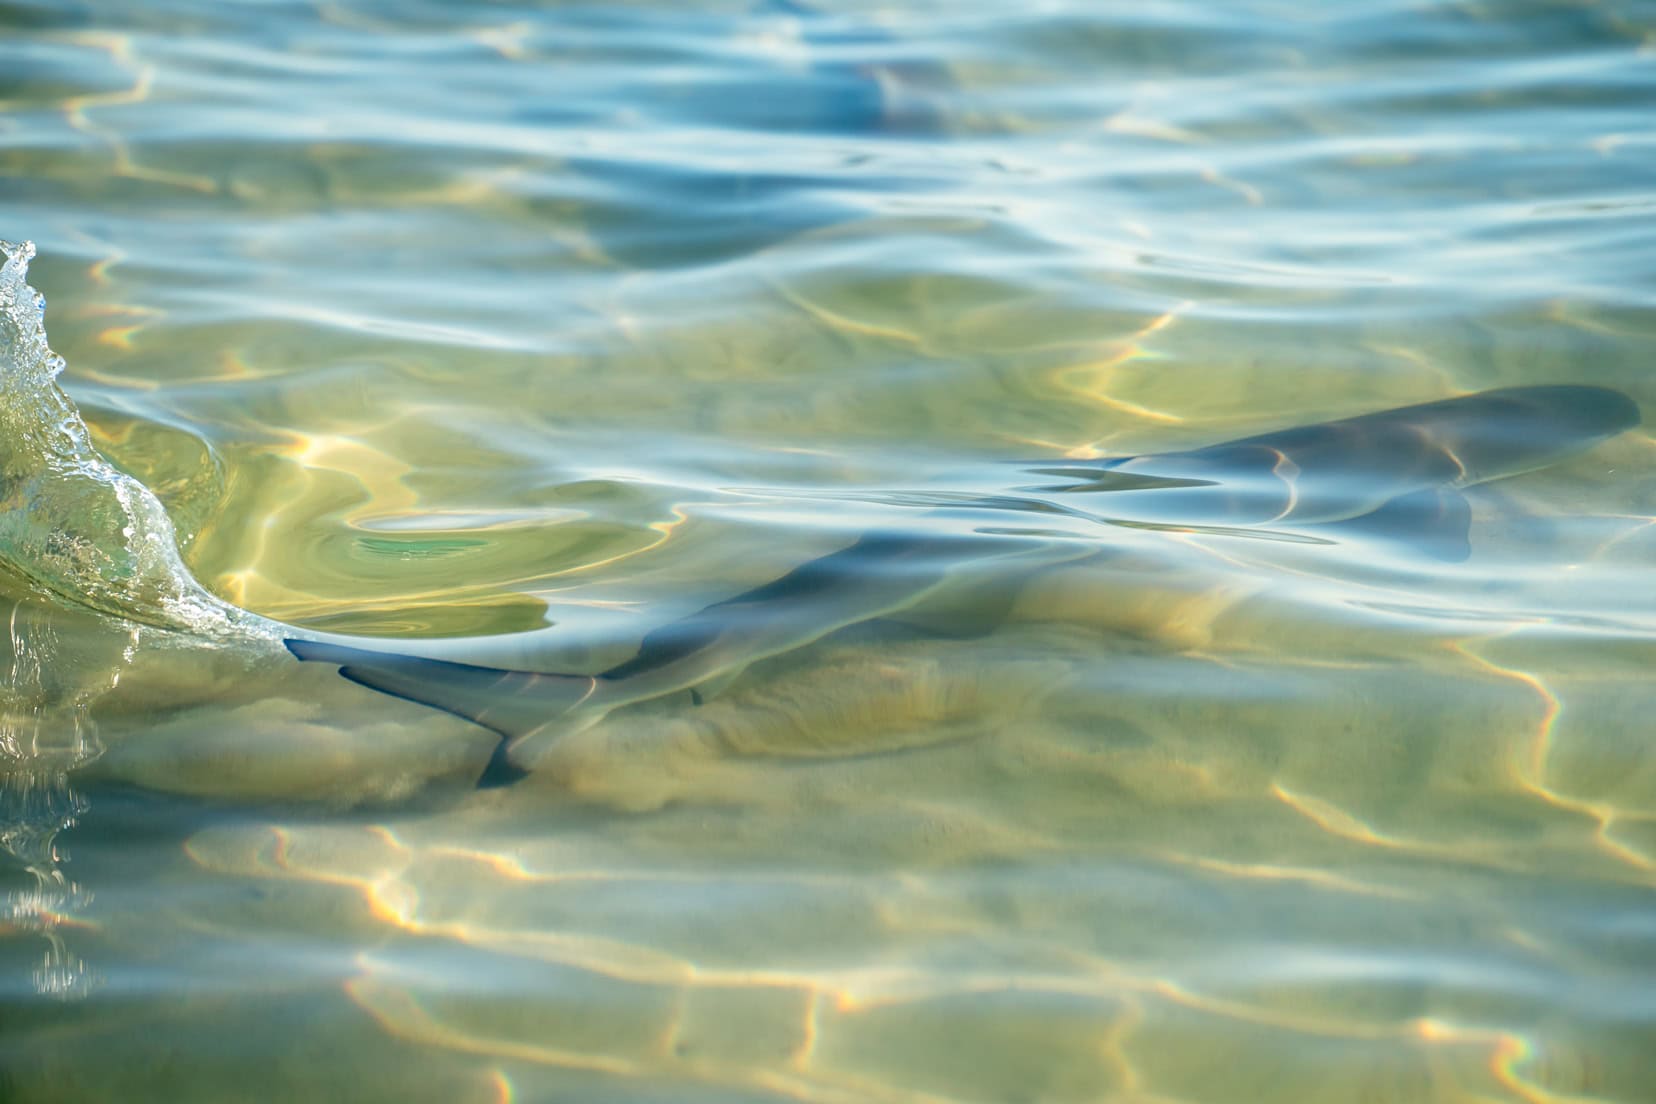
[3, 1, 1655, 1100]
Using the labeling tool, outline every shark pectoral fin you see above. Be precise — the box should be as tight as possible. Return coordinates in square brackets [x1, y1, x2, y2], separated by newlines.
[284, 638, 594, 785]
[1322, 487, 1473, 562]
[476, 736, 533, 789]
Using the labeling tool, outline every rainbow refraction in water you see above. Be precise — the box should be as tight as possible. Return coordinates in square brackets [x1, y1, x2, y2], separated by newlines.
[1, 1, 1654, 1102]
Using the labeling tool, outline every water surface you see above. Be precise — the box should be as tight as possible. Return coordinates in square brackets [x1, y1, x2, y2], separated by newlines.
[2, 1, 1654, 1101]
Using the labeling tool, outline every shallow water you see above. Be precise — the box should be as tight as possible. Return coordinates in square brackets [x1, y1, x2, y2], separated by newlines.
[3, 1, 1655, 1100]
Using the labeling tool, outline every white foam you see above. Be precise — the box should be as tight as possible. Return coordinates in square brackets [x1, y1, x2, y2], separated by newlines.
[0, 240, 279, 643]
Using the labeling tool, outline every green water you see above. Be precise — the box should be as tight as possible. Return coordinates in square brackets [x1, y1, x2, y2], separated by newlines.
[3, 1, 1655, 1101]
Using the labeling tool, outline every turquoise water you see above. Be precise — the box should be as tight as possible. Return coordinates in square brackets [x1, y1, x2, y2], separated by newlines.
[3, 1, 1655, 1100]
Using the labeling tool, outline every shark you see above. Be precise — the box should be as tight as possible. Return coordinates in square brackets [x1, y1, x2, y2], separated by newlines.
[3, 240, 1638, 790]
[284, 384, 1641, 787]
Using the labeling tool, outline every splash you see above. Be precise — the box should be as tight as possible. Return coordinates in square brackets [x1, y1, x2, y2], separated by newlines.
[0, 240, 274, 640]
[0, 599, 118, 1000]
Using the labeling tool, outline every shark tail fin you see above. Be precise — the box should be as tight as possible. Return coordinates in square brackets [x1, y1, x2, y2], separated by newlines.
[284, 638, 595, 788]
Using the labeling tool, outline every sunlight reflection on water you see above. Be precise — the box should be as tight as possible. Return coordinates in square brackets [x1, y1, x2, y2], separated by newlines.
[0, 0, 1653, 1100]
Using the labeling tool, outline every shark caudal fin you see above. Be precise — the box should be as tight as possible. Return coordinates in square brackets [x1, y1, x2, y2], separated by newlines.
[284, 639, 594, 787]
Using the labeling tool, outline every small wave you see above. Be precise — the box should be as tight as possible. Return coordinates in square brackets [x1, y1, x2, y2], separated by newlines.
[0, 240, 276, 642]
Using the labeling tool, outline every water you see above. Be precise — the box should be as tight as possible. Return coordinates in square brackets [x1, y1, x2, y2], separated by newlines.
[2, 0, 1654, 1100]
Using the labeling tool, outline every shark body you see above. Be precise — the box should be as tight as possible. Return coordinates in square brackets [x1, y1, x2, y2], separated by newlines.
[286, 384, 1640, 786]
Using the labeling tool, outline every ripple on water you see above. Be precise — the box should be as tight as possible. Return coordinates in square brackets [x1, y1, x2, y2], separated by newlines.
[1, 1, 1654, 1101]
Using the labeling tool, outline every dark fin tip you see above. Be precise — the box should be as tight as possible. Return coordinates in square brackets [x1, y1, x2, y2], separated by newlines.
[476, 736, 531, 789]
